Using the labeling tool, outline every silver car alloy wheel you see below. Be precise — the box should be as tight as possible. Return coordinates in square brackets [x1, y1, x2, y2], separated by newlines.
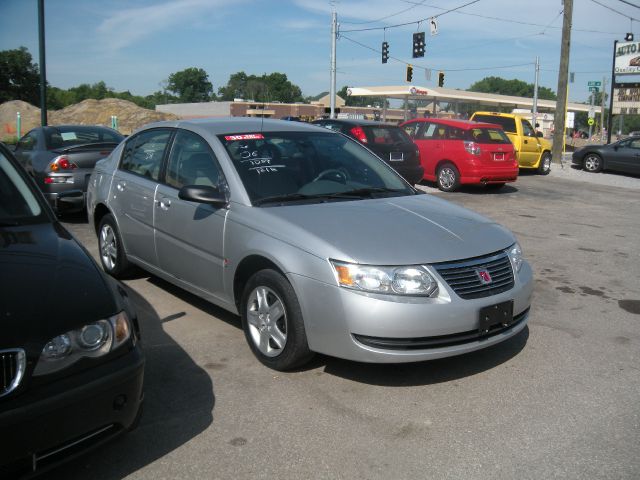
[584, 154, 601, 172]
[246, 286, 288, 357]
[439, 167, 456, 189]
[99, 223, 118, 271]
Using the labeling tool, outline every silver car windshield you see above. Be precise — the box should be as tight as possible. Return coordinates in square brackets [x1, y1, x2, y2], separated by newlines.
[219, 131, 415, 205]
[0, 151, 45, 225]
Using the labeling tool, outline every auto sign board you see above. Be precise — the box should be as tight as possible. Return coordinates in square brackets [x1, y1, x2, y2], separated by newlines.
[615, 41, 640, 75]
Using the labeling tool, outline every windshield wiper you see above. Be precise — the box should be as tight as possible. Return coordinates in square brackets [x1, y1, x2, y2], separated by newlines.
[329, 187, 408, 198]
[0, 220, 20, 227]
[253, 188, 409, 206]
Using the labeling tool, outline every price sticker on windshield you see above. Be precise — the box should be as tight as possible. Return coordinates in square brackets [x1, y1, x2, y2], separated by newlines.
[224, 134, 265, 141]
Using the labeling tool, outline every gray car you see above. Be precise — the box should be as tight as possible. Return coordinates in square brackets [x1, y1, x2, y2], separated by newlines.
[87, 118, 533, 370]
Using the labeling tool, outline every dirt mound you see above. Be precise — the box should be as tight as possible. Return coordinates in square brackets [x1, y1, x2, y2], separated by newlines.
[0, 98, 178, 140]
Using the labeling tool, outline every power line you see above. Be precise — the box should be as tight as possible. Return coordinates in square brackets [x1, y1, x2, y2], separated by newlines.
[398, 0, 622, 34]
[340, 0, 480, 33]
[616, 0, 640, 9]
[341, 0, 429, 25]
[589, 0, 640, 21]
[339, 33, 533, 73]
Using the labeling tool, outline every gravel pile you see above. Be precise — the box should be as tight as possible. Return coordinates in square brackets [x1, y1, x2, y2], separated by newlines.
[551, 154, 640, 190]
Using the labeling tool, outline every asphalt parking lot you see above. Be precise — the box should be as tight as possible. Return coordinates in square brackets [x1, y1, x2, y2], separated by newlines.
[53, 166, 639, 480]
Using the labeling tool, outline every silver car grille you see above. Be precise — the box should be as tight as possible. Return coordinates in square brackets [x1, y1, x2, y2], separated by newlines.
[433, 251, 515, 299]
[1, 348, 26, 398]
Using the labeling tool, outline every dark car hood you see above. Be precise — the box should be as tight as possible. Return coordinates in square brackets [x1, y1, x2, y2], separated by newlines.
[0, 222, 117, 347]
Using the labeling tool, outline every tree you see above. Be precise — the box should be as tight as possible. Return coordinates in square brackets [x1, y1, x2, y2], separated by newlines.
[468, 76, 556, 100]
[0, 46, 41, 104]
[167, 67, 213, 103]
[218, 71, 304, 103]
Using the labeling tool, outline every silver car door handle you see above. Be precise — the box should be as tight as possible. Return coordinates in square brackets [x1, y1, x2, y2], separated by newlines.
[116, 181, 126, 191]
[158, 198, 171, 210]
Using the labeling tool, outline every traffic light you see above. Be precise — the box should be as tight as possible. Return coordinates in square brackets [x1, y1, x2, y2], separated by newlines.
[382, 41, 389, 64]
[412, 32, 425, 58]
[406, 64, 413, 83]
[438, 71, 445, 87]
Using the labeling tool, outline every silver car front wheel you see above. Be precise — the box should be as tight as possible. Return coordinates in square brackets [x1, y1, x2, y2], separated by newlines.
[246, 286, 288, 358]
[241, 269, 313, 370]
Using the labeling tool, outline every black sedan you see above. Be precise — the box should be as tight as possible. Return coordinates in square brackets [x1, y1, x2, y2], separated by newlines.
[12, 125, 124, 213]
[572, 138, 640, 175]
[0, 143, 144, 477]
[311, 118, 424, 184]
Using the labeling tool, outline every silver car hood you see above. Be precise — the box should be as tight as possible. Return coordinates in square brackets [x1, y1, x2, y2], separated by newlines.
[236, 194, 515, 265]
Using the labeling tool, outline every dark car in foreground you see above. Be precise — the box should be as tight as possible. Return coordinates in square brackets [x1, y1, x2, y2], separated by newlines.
[88, 118, 532, 371]
[311, 118, 424, 184]
[572, 137, 640, 175]
[13, 125, 124, 213]
[0, 144, 144, 477]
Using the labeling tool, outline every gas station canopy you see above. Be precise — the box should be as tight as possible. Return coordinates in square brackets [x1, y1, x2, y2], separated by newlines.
[346, 85, 600, 114]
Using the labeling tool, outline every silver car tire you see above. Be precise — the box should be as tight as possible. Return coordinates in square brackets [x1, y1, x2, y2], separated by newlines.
[436, 163, 460, 192]
[583, 153, 602, 173]
[538, 152, 552, 175]
[98, 214, 131, 279]
[241, 269, 313, 370]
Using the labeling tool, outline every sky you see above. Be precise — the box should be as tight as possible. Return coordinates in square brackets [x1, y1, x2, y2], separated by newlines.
[0, 0, 638, 104]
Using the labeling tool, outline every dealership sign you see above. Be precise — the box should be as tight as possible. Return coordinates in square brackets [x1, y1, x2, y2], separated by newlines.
[612, 84, 640, 114]
[615, 41, 640, 74]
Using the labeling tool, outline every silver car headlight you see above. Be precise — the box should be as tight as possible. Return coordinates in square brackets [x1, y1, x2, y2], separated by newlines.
[330, 260, 438, 296]
[507, 242, 524, 273]
[33, 311, 132, 376]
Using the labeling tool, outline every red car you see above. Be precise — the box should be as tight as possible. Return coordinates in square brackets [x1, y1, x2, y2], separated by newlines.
[400, 118, 518, 192]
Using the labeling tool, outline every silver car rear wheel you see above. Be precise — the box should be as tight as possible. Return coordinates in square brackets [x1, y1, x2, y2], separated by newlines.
[98, 214, 131, 278]
[241, 269, 314, 370]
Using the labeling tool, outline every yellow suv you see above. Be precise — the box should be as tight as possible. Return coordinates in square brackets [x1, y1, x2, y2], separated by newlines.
[470, 112, 552, 174]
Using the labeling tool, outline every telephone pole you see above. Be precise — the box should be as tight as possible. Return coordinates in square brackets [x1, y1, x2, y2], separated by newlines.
[551, 0, 573, 165]
[330, 10, 337, 119]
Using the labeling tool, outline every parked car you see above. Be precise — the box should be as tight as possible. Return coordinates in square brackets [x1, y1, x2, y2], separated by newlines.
[311, 118, 424, 184]
[0, 143, 144, 477]
[470, 112, 552, 175]
[400, 118, 518, 192]
[572, 137, 640, 175]
[13, 125, 124, 213]
[87, 118, 532, 371]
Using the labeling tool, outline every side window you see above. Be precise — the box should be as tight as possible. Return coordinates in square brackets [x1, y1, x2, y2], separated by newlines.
[165, 130, 222, 189]
[402, 123, 418, 138]
[120, 129, 171, 180]
[521, 120, 535, 137]
[418, 123, 438, 139]
[630, 139, 640, 149]
[447, 128, 465, 140]
[17, 131, 38, 151]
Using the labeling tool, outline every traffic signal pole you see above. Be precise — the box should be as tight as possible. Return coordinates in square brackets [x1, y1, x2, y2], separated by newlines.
[330, 10, 337, 119]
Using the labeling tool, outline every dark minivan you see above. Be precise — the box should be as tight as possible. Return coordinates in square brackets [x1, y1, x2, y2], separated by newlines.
[311, 119, 424, 184]
[0, 143, 144, 477]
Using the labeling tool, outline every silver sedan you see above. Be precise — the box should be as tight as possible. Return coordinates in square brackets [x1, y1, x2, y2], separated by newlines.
[87, 118, 533, 370]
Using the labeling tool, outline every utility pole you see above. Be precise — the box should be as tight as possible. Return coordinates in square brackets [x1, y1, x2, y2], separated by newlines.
[601, 76, 607, 140]
[330, 10, 337, 119]
[532, 56, 540, 129]
[38, 0, 48, 126]
[552, 0, 573, 164]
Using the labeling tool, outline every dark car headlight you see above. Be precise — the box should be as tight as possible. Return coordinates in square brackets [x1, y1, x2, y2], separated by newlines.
[33, 311, 132, 376]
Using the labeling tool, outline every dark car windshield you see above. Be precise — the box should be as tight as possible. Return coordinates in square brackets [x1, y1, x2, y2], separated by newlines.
[467, 127, 511, 144]
[45, 126, 123, 150]
[218, 131, 414, 204]
[0, 150, 47, 225]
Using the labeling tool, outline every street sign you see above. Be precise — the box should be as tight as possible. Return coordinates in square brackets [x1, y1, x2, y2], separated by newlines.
[588, 118, 595, 126]
[589, 86, 599, 92]
[588, 107, 595, 118]
[567, 111, 575, 128]
[588, 81, 602, 87]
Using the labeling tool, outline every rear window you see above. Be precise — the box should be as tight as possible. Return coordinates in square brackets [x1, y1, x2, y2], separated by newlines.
[363, 126, 411, 145]
[468, 128, 511, 144]
[45, 126, 123, 149]
[471, 115, 516, 134]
